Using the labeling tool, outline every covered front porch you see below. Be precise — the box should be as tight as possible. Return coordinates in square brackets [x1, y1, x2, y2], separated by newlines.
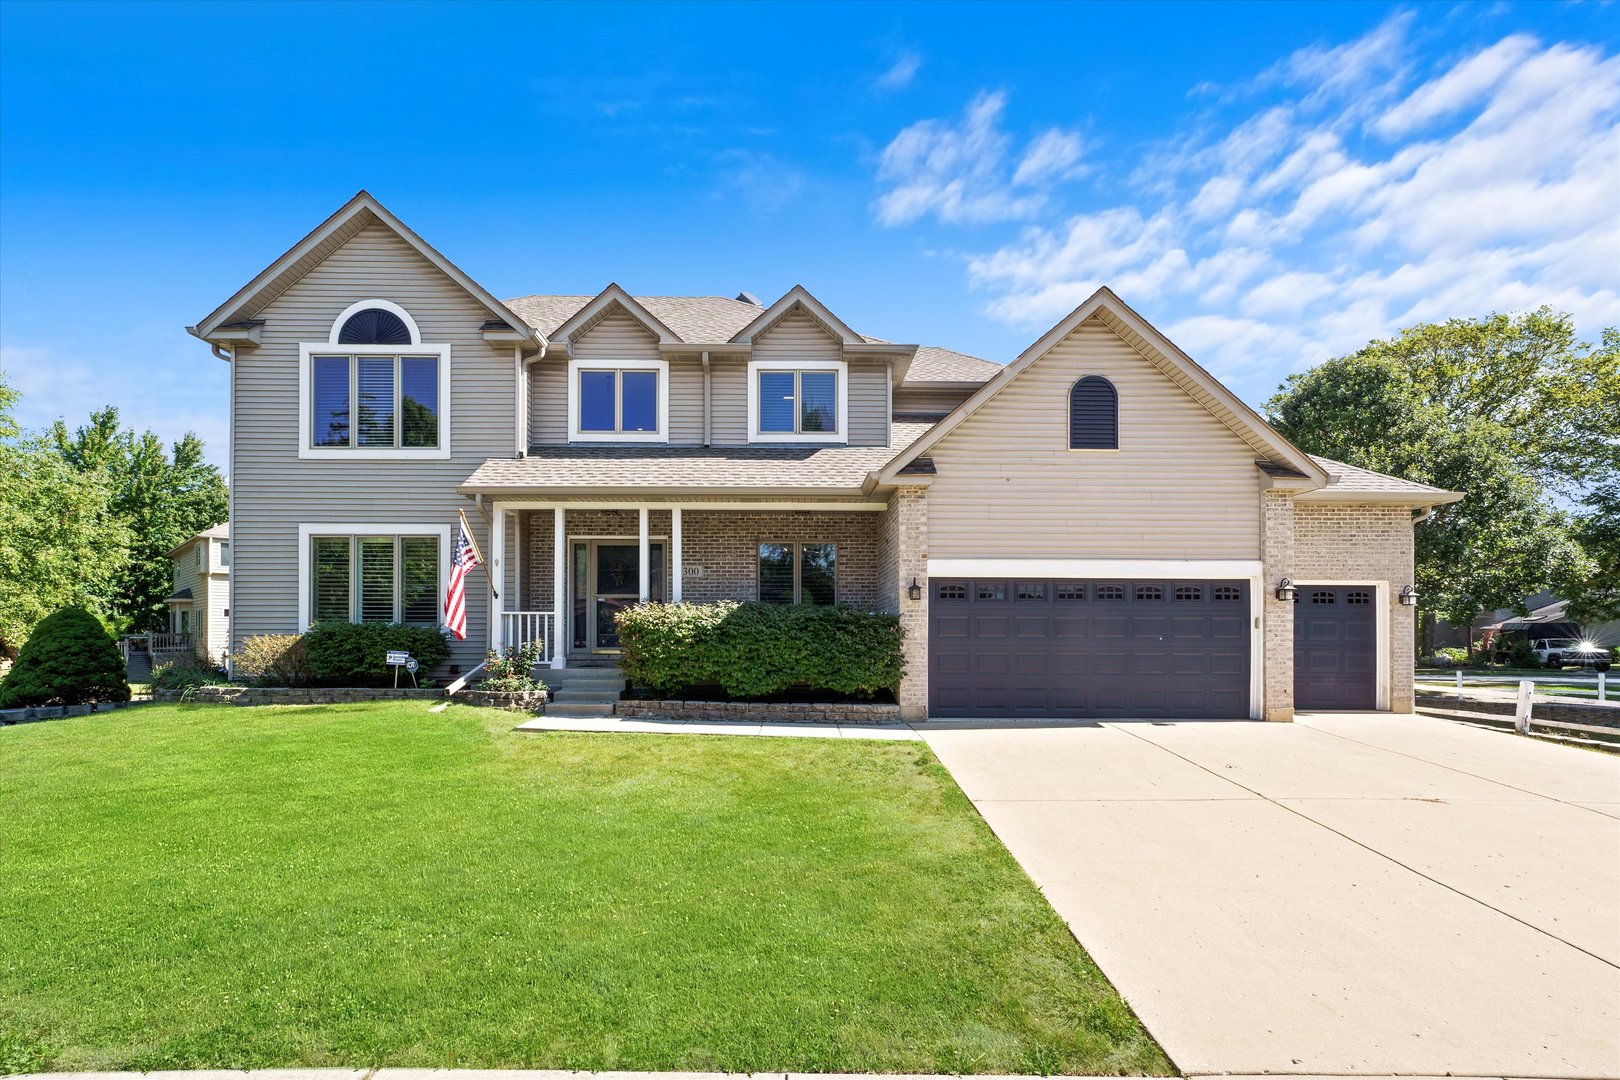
[484, 501, 901, 668]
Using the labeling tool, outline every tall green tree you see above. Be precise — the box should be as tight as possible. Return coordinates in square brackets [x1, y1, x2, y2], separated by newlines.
[0, 379, 131, 656]
[1266, 309, 1616, 631]
[1556, 482, 1620, 625]
[47, 407, 228, 632]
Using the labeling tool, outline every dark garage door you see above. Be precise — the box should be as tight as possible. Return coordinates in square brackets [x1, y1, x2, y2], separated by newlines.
[1294, 585, 1376, 710]
[929, 578, 1251, 719]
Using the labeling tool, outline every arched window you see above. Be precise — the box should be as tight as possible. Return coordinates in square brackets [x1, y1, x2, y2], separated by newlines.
[338, 307, 413, 345]
[1069, 375, 1118, 449]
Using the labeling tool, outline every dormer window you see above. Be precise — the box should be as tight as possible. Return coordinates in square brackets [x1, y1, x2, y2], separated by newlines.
[1069, 375, 1119, 450]
[298, 300, 451, 460]
[568, 359, 668, 442]
[747, 359, 846, 443]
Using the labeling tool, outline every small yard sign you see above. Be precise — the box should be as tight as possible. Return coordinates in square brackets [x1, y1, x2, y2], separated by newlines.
[386, 650, 417, 688]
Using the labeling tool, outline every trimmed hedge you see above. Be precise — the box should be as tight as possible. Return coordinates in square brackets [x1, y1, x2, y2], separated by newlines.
[302, 622, 451, 686]
[0, 606, 131, 708]
[616, 601, 904, 699]
[234, 634, 313, 687]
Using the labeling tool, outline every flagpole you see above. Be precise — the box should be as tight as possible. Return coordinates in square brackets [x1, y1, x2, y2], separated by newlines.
[458, 507, 498, 599]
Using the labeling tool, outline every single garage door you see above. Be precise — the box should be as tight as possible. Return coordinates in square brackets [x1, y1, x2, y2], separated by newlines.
[1293, 585, 1377, 710]
[929, 578, 1251, 719]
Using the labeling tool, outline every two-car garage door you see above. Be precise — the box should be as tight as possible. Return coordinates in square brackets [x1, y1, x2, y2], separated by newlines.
[929, 578, 1251, 719]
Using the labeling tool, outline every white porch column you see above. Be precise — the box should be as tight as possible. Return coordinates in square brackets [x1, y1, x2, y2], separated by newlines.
[490, 504, 506, 650]
[638, 507, 651, 603]
[671, 507, 683, 603]
[551, 506, 566, 669]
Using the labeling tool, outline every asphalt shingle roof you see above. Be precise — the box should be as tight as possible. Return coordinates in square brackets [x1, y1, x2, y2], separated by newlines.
[1309, 456, 1458, 497]
[464, 422, 935, 495]
[501, 294, 1000, 385]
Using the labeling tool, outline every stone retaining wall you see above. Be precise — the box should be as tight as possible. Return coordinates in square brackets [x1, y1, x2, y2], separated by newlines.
[617, 699, 901, 724]
[0, 699, 142, 725]
[154, 686, 445, 706]
[458, 689, 548, 711]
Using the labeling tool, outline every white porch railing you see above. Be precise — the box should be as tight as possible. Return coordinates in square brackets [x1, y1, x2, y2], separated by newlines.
[500, 611, 557, 665]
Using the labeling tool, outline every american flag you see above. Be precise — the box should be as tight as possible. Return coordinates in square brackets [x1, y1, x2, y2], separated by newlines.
[443, 518, 480, 640]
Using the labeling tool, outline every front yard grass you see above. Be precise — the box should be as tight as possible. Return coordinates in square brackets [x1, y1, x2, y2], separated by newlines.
[0, 702, 1170, 1075]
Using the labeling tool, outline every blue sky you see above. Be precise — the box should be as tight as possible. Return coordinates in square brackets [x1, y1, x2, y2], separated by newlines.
[2, 1, 1616, 469]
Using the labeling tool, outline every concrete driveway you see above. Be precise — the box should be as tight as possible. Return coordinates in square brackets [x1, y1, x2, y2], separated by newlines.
[922, 712, 1620, 1078]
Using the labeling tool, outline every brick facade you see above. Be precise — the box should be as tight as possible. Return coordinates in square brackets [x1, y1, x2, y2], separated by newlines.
[1260, 491, 1296, 721]
[881, 486, 929, 720]
[1292, 502, 1417, 713]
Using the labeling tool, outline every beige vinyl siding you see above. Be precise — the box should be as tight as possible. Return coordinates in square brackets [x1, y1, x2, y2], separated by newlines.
[709, 356, 748, 446]
[752, 308, 840, 365]
[894, 385, 977, 415]
[529, 359, 567, 446]
[171, 549, 199, 607]
[927, 316, 1263, 559]
[848, 358, 890, 446]
[231, 222, 511, 672]
[668, 356, 704, 445]
[572, 309, 659, 367]
[204, 562, 230, 662]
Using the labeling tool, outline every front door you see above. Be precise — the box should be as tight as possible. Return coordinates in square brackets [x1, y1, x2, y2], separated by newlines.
[572, 540, 665, 652]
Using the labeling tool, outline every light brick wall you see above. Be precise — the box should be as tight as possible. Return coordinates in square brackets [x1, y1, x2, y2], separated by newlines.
[1260, 491, 1296, 721]
[519, 508, 882, 612]
[881, 486, 929, 720]
[1293, 502, 1417, 713]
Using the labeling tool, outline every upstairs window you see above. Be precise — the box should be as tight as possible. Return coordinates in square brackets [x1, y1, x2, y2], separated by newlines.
[219, 541, 231, 567]
[580, 369, 659, 434]
[301, 301, 448, 460]
[748, 360, 845, 442]
[1069, 375, 1119, 450]
[312, 355, 440, 449]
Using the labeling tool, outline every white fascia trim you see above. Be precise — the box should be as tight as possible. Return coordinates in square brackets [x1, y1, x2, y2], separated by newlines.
[296, 523, 453, 632]
[328, 299, 421, 345]
[925, 558, 1264, 579]
[494, 500, 890, 511]
[746, 358, 848, 444]
[1293, 579, 1392, 711]
[566, 357, 670, 443]
[297, 343, 453, 461]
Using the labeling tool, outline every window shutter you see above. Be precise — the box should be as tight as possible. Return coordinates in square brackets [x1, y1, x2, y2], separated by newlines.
[1069, 376, 1118, 449]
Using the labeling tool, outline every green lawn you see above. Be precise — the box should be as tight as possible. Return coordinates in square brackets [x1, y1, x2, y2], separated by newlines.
[0, 702, 1170, 1075]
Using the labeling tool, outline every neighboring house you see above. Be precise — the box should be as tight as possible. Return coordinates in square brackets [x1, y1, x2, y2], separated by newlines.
[165, 524, 230, 662]
[187, 191, 1462, 721]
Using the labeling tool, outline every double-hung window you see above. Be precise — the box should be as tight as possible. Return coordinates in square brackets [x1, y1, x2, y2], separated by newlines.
[308, 533, 442, 626]
[569, 360, 667, 441]
[300, 302, 450, 460]
[758, 542, 837, 605]
[748, 361, 845, 442]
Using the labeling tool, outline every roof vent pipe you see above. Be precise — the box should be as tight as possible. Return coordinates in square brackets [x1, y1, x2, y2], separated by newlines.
[736, 291, 763, 307]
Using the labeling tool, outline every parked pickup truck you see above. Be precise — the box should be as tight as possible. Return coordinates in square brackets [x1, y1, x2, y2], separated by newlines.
[1530, 637, 1613, 671]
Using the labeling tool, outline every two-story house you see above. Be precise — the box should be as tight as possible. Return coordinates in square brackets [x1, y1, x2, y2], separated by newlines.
[163, 523, 230, 663]
[188, 192, 1460, 721]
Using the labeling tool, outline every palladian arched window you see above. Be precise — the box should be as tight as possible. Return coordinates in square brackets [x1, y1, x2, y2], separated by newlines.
[1069, 375, 1118, 449]
[338, 307, 413, 345]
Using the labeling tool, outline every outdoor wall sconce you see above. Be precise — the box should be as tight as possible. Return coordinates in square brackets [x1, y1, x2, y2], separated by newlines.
[1399, 585, 1419, 607]
[909, 577, 924, 601]
[1275, 578, 1297, 602]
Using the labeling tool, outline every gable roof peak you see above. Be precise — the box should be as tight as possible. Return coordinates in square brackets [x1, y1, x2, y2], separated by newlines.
[730, 284, 864, 345]
[549, 282, 683, 347]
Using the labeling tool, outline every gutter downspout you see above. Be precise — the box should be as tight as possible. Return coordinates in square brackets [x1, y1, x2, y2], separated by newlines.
[702, 351, 712, 447]
[517, 341, 550, 453]
[514, 345, 525, 457]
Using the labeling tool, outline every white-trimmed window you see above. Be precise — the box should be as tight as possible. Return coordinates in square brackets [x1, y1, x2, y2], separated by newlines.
[195, 544, 206, 570]
[747, 359, 846, 442]
[218, 540, 231, 568]
[568, 358, 668, 442]
[297, 525, 451, 628]
[298, 301, 451, 461]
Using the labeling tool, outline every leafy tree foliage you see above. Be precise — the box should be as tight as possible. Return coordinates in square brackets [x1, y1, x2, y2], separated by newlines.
[1556, 482, 1620, 624]
[0, 605, 130, 707]
[0, 379, 130, 656]
[47, 406, 228, 632]
[1266, 309, 1617, 629]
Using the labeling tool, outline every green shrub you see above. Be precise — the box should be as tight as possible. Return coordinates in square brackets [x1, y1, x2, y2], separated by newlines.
[478, 642, 547, 693]
[0, 606, 130, 708]
[234, 633, 313, 687]
[616, 601, 904, 699]
[302, 622, 451, 686]
[151, 653, 230, 691]
[1431, 646, 1469, 667]
[1504, 637, 1540, 668]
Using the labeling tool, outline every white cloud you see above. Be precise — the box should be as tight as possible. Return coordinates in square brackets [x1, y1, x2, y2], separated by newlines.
[876, 50, 922, 91]
[873, 91, 1087, 226]
[893, 20, 1620, 402]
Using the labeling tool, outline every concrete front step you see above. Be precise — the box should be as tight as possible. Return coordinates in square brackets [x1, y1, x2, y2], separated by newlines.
[544, 701, 618, 718]
[551, 688, 624, 704]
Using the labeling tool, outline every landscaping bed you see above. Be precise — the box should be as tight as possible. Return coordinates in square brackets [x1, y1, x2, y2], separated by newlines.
[153, 686, 445, 706]
[0, 700, 1169, 1074]
[618, 698, 900, 724]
